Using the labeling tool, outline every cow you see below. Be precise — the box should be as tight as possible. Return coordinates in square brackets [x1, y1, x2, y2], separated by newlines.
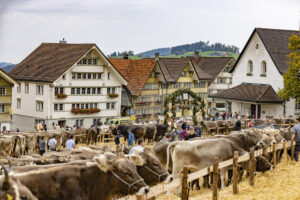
[0, 136, 14, 158]
[129, 148, 173, 186]
[86, 127, 100, 145]
[155, 124, 168, 141]
[11, 153, 149, 200]
[0, 164, 38, 200]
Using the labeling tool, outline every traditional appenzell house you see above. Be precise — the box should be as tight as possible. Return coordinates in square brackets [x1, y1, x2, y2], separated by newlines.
[9, 41, 126, 131]
[209, 28, 299, 118]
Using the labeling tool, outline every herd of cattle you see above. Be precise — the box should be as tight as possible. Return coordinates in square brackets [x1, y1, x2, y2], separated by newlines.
[0, 119, 295, 200]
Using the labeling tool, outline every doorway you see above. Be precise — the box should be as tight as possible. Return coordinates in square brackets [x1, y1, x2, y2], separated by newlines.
[250, 104, 261, 119]
[58, 120, 66, 128]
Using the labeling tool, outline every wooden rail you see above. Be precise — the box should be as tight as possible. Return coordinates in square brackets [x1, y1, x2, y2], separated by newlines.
[118, 140, 294, 200]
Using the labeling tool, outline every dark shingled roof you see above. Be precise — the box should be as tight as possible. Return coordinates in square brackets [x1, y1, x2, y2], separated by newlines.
[208, 82, 283, 103]
[194, 57, 234, 84]
[231, 28, 299, 74]
[9, 43, 95, 82]
[157, 58, 212, 82]
[109, 59, 157, 96]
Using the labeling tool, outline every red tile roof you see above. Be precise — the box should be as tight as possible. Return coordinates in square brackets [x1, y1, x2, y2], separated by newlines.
[109, 59, 157, 96]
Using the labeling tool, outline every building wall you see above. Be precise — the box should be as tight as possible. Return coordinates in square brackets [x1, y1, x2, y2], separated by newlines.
[231, 32, 294, 117]
[0, 76, 13, 131]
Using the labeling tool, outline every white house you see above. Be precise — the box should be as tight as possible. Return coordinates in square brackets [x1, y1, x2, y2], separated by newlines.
[209, 28, 299, 119]
[9, 41, 127, 131]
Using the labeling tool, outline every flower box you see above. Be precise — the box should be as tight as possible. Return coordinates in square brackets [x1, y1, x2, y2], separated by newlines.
[154, 113, 161, 116]
[155, 100, 162, 104]
[71, 108, 100, 114]
[56, 93, 67, 99]
[108, 93, 119, 98]
[136, 101, 152, 106]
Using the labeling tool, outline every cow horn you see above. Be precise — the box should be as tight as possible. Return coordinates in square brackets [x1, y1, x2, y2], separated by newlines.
[1, 164, 10, 190]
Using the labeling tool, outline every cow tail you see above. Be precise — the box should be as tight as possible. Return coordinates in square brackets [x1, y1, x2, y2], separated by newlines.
[166, 142, 177, 170]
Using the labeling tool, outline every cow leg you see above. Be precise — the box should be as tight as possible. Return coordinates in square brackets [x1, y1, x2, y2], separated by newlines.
[227, 169, 233, 186]
[220, 168, 227, 189]
[202, 175, 210, 189]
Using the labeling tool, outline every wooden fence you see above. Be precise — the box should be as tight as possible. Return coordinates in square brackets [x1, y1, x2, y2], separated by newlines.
[119, 140, 295, 200]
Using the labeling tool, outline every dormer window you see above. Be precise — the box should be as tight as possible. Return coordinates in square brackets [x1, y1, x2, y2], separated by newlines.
[62, 74, 66, 80]
[255, 44, 259, 49]
[261, 61, 267, 76]
[93, 59, 97, 65]
[107, 73, 110, 80]
[88, 59, 92, 65]
[82, 59, 87, 65]
[247, 60, 253, 76]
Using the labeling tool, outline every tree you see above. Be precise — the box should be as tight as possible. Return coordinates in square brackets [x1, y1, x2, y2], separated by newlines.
[278, 32, 300, 101]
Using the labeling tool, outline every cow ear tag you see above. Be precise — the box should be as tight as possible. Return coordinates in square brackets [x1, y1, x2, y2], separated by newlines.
[94, 155, 110, 172]
[129, 155, 144, 166]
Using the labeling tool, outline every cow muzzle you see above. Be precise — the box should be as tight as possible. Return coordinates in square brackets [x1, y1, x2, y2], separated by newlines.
[164, 174, 173, 184]
[281, 139, 286, 142]
[270, 165, 274, 170]
[271, 140, 276, 145]
[136, 186, 150, 195]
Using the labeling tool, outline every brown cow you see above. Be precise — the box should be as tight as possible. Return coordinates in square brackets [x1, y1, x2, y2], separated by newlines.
[12, 153, 149, 200]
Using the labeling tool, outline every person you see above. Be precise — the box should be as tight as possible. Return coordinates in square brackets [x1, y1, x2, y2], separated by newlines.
[115, 130, 123, 145]
[185, 127, 197, 140]
[66, 136, 75, 150]
[234, 112, 238, 119]
[39, 136, 46, 155]
[235, 120, 241, 130]
[215, 112, 219, 119]
[222, 112, 226, 120]
[195, 125, 202, 137]
[248, 120, 253, 128]
[16, 128, 19, 132]
[181, 122, 187, 130]
[182, 128, 188, 140]
[292, 116, 300, 162]
[129, 138, 144, 154]
[177, 126, 183, 140]
[48, 136, 57, 151]
[162, 134, 171, 143]
[44, 124, 47, 131]
[128, 129, 134, 146]
[101, 122, 109, 133]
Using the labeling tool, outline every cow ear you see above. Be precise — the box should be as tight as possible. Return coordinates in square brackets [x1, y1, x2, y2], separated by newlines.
[94, 155, 112, 172]
[128, 155, 144, 166]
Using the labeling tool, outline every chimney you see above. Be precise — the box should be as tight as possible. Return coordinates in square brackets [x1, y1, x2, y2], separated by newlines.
[59, 38, 67, 44]
[155, 52, 159, 60]
[123, 53, 129, 59]
[194, 51, 200, 62]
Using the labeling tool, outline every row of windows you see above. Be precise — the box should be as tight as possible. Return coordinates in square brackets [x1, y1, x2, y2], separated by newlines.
[143, 83, 159, 90]
[71, 103, 99, 109]
[0, 88, 6, 95]
[247, 60, 267, 76]
[17, 84, 44, 95]
[71, 87, 101, 95]
[217, 77, 232, 84]
[77, 58, 98, 65]
[71, 73, 103, 80]
[161, 82, 207, 89]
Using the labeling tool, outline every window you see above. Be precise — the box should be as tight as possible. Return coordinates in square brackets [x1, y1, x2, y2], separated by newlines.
[88, 59, 92, 65]
[83, 59, 87, 64]
[82, 88, 86, 94]
[71, 88, 75, 95]
[0, 105, 5, 113]
[87, 88, 91, 94]
[59, 104, 63, 111]
[107, 102, 116, 110]
[247, 60, 253, 75]
[55, 87, 58, 95]
[112, 87, 116, 94]
[60, 87, 64, 94]
[199, 92, 207, 99]
[107, 88, 111, 94]
[17, 98, 21, 108]
[80, 119, 84, 126]
[83, 73, 87, 79]
[194, 82, 206, 88]
[94, 103, 98, 108]
[17, 85, 21, 93]
[184, 82, 192, 88]
[217, 78, 227, 84]
[162, 83, 168, 89]
[87, 73, 91, 79]
[181, 71, 187, 77]
[54, 104, 58, 111]
[72, 73, 76, 79]
[97, 88, 101, 94]
[97, 73, 102, 79]
[223, 66, 231, 72]
[36, 101, 43, 111]
[77, 73, 82, 79]
[229, 78, 232, 84]
[62, 74, 66, 80]
[111, 102, 116, 109]
[93, 59, 97, 65]
[92, 88, 96, 94]
[76, 88, 81, 94]
[143, 83, 159, 90]
[77, 60, 82, 65]
[107, 73, 110, 80]
[261, 61, 267, 76]
[36, 85, 43, 95]
[0, 88, 6, 95]
[172, 83, 181, 89]
[93, 74, 97, 79]
[106, 103, 110, 109]
[72, 104, 75, 109]
[25, 84, 29, 94]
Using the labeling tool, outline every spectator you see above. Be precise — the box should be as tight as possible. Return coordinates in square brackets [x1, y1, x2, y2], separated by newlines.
[162, 134, 171, 143]
[129, 138, 145, 154]
[39, 136, 46, 155]
[185, 127, 197, 140]
[248, 120, 253, 128]
[177, 127, 183, 140]
[235, 120, 241, 130]
[115, 130, 123, 145]
[222, 112, 226, 120]
[292, 116, 300, 161]
[66, 136, 75, 150]
[128, 129, 134, 146]
[48, 136, 57, 151]
[182, 128, 188, 140]
[195, 126, 202, 137]
[181, 122, 187, 130]
[44, 124, 47, 131]
[215, 112, 219, 119]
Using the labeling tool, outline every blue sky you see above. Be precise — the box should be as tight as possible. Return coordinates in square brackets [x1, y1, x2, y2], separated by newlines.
[0, 0, 299, 63]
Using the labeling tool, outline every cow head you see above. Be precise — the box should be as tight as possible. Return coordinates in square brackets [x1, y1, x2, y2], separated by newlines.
[129, 148, 173, 185]
[243, 130, 264, 150]
[0, 164, 38, 200]
[94, 153, 149, 195]
[256, 156, 273, 172]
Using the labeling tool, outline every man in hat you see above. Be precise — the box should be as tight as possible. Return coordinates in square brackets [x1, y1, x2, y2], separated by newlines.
[128, 129, 134, 147]
[292, 116, 300, 161]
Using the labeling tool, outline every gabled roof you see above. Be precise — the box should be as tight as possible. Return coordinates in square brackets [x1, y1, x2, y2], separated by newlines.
[157, 58, 190, 82]
[109, 59, 156, 96]
[208, 82, 283, 103]
[0, 68, 18, 85]
[9, 43, 126, 83]
[193, 57, 234, 84]
[230, 28, 299, 74]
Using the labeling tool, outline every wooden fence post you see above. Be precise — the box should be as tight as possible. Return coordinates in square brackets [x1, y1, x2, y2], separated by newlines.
[225, 127, 229, 135]
[272, 143, 277, 168]
[249, 147, 255, 186]
[232, 151, 239, 195]
[181, 166, 189, 200]
[283, 141, 288, 165]
[212, 157, 219, 200]
[291, 139, 295, 161]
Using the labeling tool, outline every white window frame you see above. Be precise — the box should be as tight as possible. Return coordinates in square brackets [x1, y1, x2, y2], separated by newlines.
[0, 87, 6, 95]
[17, 98, 21, 109]
[25, 84, 29, 94]
[36, 101, 43, 111]
[0, 104, 5, 113]
[17, 85, 21, 93]
[36, 85, 43, 95]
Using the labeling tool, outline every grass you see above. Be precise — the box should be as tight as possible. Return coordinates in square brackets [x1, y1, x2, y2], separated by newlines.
[109, 51, 239, 60]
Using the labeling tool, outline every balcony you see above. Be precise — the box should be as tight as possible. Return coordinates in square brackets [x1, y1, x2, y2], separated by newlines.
[71, 108, 100, 114]
[135, 101, 152, 106]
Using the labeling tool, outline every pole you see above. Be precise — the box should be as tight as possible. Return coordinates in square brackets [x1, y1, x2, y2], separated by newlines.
[249, 147, 255, 186]
[283, 141, 288, 165]
[233, 151, 239, 194]
[181, 166, 189, 200]
[272, 143, 277, 168]
[212, 157, 219, 200]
